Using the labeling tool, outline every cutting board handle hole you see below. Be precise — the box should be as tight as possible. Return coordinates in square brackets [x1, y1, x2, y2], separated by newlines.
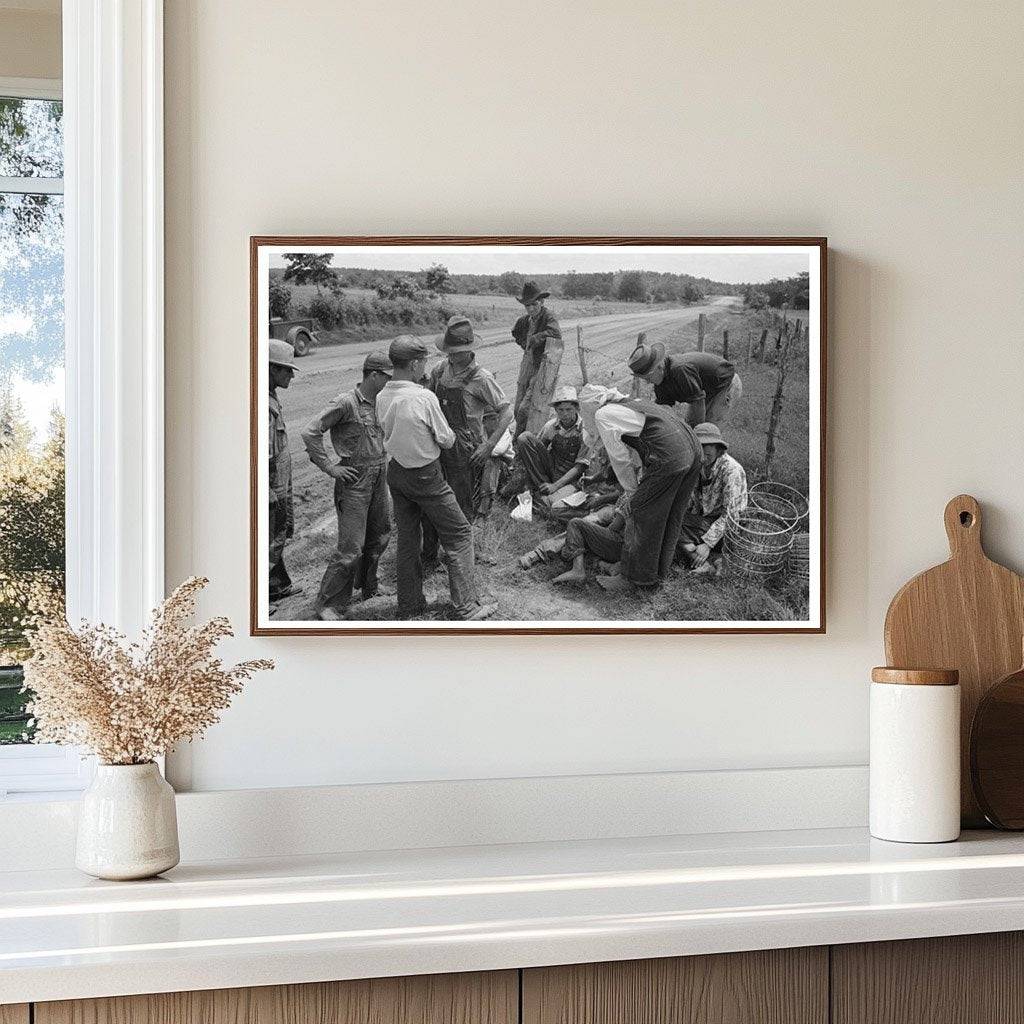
[960, 511, 974, 527]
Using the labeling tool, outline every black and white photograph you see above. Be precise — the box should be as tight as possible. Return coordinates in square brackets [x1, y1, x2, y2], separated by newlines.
[251, 238, 825, 634]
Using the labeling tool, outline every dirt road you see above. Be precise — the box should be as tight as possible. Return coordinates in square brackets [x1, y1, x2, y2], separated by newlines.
[278, 296, 736, 493]
[270, 297, 739, 622]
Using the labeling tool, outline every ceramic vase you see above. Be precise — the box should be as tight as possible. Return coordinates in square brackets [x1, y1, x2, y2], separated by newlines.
[76, 762, 180, 880]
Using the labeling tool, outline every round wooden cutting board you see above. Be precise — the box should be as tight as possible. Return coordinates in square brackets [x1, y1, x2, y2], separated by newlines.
[970, 656, 1024, 829]
[884, 494, 1024, 826]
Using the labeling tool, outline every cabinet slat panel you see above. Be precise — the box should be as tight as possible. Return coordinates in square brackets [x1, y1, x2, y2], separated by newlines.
[35, 970, 517, 1024]
[522, 948, 827, 1024]
[0, 1006, 29, 1024]
[832, 932, 1024, 1024]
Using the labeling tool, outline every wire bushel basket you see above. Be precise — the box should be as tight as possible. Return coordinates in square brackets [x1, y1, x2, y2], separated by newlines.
[724, 505, 796, 580]
[748, 480, 809, 527]
[788, 531, 811, 580]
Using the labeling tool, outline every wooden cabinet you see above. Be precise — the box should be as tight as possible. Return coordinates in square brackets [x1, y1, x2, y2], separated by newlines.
[34, 971, 517, 1024]
[24, 932, 1024, 1024]
[832, 932, 1024, 1024]
[522, 948, 828, 1024]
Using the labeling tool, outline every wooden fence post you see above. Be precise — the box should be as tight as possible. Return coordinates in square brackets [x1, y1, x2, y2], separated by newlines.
[629, 331, 646, 397]
[697, 313, 706, 352]
[577, 325, 588, 384]
[764, 323, 794, 478]
[524, 336, 564, 435]
[722, 329, 729, 360]
[746, 328, 753, 368]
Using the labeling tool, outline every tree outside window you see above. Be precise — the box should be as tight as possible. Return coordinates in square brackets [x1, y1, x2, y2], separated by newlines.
[0, 94, 65, 745]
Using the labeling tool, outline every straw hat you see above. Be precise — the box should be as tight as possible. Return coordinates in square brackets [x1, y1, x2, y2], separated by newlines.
[268, 339, 298, 371]
[549, 385, 579, 407]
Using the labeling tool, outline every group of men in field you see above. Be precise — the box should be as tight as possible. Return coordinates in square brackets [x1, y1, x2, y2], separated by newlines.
[267, 282, 749, 621]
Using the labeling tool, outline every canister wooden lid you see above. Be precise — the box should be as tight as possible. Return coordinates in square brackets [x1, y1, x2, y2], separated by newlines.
[871, 667, 960, 686]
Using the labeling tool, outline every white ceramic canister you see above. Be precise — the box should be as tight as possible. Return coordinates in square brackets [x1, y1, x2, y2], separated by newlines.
[76, 762, 180, 880]
[869, 667, 961, 843]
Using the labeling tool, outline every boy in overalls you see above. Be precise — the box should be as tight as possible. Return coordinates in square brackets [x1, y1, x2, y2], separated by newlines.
[514, 384, 590, 500]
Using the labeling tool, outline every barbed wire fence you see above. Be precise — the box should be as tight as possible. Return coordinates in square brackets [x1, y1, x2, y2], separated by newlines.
[572, 322, 812, 585]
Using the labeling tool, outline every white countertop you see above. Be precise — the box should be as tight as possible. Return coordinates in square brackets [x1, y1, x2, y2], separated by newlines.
[4, 826, 1024, 1004]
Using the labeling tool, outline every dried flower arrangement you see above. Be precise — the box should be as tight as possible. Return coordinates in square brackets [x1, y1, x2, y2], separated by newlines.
[22, 577, 273, 765]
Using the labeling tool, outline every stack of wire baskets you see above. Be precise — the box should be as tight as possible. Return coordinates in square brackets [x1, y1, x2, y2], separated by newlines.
[724, 481, 809, 582]
[788, 530, 811, 581]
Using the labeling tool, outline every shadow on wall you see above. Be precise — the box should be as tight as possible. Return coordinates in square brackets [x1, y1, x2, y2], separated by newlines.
[828, 248, 874, 637]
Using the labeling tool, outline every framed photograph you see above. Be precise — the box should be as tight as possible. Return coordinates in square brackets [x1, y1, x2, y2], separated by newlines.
[251, 236, 826, 635]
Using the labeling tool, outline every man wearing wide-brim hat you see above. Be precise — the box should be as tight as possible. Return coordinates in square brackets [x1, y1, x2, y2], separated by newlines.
[425, 315, 513, 526]
[628, 341, 742, 427]
[513, 383, 590, 497]
[301, 349, 395, 619]
[510, 281, 562, 435]
[268, 339, 301, 603]
[677, 421, 748, 573]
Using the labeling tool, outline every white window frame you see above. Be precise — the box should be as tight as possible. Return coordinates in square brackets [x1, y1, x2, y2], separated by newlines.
[0, 1, 165, 798]
[0, 76, 64, 194]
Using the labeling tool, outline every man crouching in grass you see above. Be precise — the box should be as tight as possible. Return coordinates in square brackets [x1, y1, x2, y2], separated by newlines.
[677, 422, 748, 575]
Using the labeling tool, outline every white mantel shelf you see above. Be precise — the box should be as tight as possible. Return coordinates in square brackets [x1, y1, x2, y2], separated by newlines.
[4, 827, 1024, 1005]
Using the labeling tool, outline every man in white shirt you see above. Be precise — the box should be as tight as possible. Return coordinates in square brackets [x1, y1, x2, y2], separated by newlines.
[579, 384, 702, 592]
[377, 335, 497, 621]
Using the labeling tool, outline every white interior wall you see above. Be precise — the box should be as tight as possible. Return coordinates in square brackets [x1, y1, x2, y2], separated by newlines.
[163, 0, 1024, 792]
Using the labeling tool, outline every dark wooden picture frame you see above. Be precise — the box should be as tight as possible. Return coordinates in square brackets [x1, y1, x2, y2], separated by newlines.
[251, 236, 827, 636]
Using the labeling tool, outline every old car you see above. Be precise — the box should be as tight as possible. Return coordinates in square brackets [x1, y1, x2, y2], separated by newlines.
[269, 317, 319, 357]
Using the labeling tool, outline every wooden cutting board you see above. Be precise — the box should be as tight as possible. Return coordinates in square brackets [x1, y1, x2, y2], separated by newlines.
[884, 494, 1024, 826]
[970, 651, 1024, 829]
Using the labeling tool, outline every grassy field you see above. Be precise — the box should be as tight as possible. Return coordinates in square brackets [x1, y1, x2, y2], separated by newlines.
[656, 303, 812, 497]
[282, 284, 683, 346]
[342, 504, 809, 625]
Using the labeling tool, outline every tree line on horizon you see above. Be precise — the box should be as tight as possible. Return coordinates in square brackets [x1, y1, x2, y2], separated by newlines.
[271, 254, 731, 305]
[270, 254, 811, 321]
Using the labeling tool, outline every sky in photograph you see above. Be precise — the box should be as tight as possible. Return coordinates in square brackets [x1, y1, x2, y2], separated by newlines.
[269, 246, 811, 283]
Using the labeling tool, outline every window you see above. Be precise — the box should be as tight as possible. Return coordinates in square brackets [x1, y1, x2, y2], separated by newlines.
[0, 6, 166, 798]
[0, 79, 82, 796]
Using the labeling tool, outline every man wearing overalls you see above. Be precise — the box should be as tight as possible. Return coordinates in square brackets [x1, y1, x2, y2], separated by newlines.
[580, 384, 703, 594]
[301, 351, 394, 620]
[428, 315, 513, 521]
[268, 339, 300, 603]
